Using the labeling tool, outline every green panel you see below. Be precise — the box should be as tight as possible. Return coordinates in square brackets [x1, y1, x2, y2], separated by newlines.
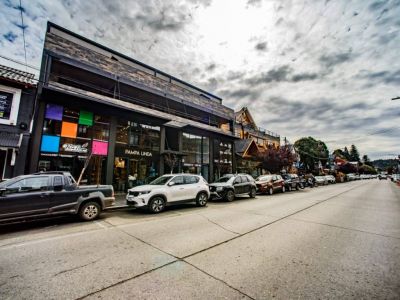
[79, 110, 93, 126]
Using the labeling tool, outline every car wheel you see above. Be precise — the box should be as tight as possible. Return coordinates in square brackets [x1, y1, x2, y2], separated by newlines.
[148, 197, 165, 213]
[226, 190, 235, 202]
[249, 187, 256, 198]
[282, 185, 286, 193]
[196, 192, 208, 207]
[268, 187, 273, 195]
[288, 185, 292, 191]
[79, 201, 101, 221]
[296, 184, 300, 190]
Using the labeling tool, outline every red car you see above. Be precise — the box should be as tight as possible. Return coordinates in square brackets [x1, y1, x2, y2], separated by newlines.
[255, 174, 286, 195]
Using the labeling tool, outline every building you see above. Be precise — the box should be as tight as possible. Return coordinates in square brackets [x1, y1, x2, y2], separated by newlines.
[29, 22, 236, 192]
[0, 65, 36, 180]
[234, 107, 280, 176]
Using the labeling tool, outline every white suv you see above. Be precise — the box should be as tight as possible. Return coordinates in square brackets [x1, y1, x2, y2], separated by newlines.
[126, 174, 210, 213]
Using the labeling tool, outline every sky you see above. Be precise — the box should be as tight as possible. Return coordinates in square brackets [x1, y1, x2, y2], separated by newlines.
[0, 0, 399, 160]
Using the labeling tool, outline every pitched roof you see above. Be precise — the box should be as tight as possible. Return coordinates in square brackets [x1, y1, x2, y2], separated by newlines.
[235, 138, 260, 157]
[235, 107, 257, 128]
[0, 65, 36, 86]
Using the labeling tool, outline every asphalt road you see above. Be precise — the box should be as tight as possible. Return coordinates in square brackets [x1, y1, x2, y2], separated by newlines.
[0, 179, 399, 299]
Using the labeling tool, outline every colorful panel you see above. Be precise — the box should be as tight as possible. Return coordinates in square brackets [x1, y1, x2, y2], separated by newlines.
[45, 104, 63, 121]
[79, 110, 93, 126]
[92, 140, 108, 155]
[61, 121, 78, 138]
[41, 135, 60, 153]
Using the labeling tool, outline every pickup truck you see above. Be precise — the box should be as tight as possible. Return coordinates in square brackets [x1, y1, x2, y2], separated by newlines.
[0, 171, 115, 223]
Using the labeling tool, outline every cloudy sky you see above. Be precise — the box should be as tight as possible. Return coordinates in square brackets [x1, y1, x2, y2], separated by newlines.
[1, 0, 399, 159]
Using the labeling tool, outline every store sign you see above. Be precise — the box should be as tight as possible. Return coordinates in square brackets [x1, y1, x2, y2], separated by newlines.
[62, 143, 89, 153]
[0, 91, 13, 119]
[124, 149, 153, 157]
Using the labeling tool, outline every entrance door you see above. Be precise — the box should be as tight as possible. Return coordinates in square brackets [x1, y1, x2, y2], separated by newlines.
[113, 157, 128, 192]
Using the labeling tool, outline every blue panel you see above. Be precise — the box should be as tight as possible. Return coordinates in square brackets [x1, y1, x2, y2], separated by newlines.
[41, 135, 60, 153]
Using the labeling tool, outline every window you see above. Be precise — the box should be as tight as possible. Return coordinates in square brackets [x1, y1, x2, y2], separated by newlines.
[0, 84, 21, 125]
[171, 176, 184, 185]
[233, 176, 242, 184]
[8, 176, 49, 191]
[53, 176, 63, 186]
[184, 175, 199, 184]
[241, 176, 249, 182]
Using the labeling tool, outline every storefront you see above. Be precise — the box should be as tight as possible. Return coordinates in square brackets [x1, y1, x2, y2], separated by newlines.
[38, 103, 109, 185]
[113, 119, 160, 192]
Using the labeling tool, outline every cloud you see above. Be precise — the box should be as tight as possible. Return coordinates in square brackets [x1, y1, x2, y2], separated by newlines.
[368, 0, 389, 11]
[319, 52, 354, 69]
[358, 70, 400, 85]
[254, 41, 268, 51]
[3, 31, 17, 42]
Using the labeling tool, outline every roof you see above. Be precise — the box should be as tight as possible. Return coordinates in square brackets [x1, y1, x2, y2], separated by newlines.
[0, 132, 21, 148]
[235, 107, 256, 127]
[46, 81, 237, 139]
[46, 22, 221, 101]
[0, 65, 35, 86]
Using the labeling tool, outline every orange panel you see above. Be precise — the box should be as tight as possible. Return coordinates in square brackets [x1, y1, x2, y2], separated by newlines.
[61, 121, 78, 138]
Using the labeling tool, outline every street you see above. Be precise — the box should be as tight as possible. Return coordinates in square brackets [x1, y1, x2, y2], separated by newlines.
[1, 180, 399, 299]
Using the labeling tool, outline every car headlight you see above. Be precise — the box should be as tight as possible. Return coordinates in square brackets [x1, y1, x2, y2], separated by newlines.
[139, 191, 151, 195]
[216, 187, 223, 192]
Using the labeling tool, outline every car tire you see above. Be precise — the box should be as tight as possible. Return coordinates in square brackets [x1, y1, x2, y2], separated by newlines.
[249, 187, 256, 198]
[226, 190, 235, 202]
[282, 185, 286, 193]
[196, 192, 208, 207]
[79, 201, 101, 221]
[268, 187, 273, 195]
[296, 184, 300, 190]
[148, 196, 165, 213]
[288, 185, 292, 192]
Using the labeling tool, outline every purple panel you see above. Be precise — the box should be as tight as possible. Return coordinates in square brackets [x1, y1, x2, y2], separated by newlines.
[45, 104, 63, 121]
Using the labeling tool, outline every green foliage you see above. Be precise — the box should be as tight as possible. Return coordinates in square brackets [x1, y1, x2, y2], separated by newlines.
[359, 164, 377, 174]
[294, 137, 329, 172]
[349, 144, 360, 162]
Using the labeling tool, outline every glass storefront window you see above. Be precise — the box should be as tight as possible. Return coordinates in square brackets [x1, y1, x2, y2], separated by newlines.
[39, 103, 110, 185]
[114, 119, 161, 192]
[182, 133, 210, 180]
[213, 139, 233, 180]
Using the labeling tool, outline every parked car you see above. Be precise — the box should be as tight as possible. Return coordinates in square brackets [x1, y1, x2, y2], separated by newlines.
[126, 174, 210, 213]
[378, 174, 388, 180]
[281, 174, 301, 191]
[315, 176, 328, 185]
[255, 174, 285, 195]
[0, 171, 115, 223]
[325, 175, 336, 184]
[347, 173, 356, 181]
[304, 174, 316, 187]
[209, 174, 257, 202]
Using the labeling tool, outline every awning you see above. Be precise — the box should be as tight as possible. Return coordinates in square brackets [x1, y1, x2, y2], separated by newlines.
[164, 120, 188, 128]
[45, 81, 238, 139]
[0, 132, 21, 148]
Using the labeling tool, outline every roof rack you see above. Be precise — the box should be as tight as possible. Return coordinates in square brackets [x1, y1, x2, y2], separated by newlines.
[32, 171, 69, 175]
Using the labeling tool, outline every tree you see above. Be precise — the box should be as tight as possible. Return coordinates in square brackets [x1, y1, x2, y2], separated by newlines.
[349, 144, 360, 162]
[294, 137, 329, 172]
[362, 154, 373, 166]
[257, 144, 296, 173]
[343, 147, 351, 160]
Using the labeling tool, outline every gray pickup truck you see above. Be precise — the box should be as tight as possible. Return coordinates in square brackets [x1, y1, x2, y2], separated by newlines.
[0, 171, 115, 223]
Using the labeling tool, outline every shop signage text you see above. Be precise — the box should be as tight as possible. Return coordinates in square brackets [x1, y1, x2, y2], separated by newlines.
[62, 143, 89, 153]
[124, 149, 153, 157]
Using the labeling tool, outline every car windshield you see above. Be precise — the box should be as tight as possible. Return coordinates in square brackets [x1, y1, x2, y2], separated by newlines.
[216, 177, 232, 183]
[256, 175, 272, 181]
[0, 177, 21, 188]
[149, 176, 173, 185]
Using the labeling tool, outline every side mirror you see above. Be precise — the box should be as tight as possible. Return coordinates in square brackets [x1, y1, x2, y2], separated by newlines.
[54, 184, 63, 192]
[168, 181, 175, 187]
